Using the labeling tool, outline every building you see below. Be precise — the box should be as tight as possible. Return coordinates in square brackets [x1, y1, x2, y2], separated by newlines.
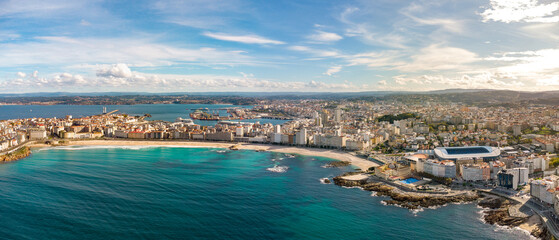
[531, 177, 558, 204]
[334, 109, 342, 123]
[498, 169, 519, 189]
[512, 125, 522, 136]
[434, 146, 501, 161]
[461, 164, 490, 181]
[235, 127, 244, 137]
[206, 132, 234, 141]
[29, 129, 47, 140]
[498, 168, 529, 189]
[295, 129, 307, 145]
[416, 159, 456, 178]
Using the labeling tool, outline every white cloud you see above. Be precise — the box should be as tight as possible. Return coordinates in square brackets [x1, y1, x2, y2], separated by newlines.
[345, 51, 405, 68]
[307, 31, 343, 42]
[239, 72, 254, 78]
[340, 7, 407, 49]
[344, 44, 478, 73]
[16, 72, 26, 78]
[378, 80, 387, 85]
[0, 0, 84, 17]
[324, 66, 342, 76]
[480, 0, 559, 23]
[395, 44, 478, 72]
[1, 66, 364, 92]
[96, 63, 133, 78]
[305, 80, 354, 89]
[0, 36, 256, 67]
[0, 31, 20, 41]
[80, 19, 91, 26]
[388, 73, 525, 90]
[288, 45, 341, 58]
[485, 48, 559, 87]
[203, 32, 285, 45]
[407, 16, 464, 34]
[153, 0, 245, 29]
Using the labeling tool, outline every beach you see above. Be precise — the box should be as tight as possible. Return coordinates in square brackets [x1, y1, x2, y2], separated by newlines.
[29, 139, 379, 170]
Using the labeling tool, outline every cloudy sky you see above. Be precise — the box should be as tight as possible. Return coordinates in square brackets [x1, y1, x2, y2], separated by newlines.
[1, 0, 558, 92]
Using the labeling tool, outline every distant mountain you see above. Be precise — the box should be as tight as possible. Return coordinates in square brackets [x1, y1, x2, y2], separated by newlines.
[424, 89, 496, 94]
[382, 90, 559, 106]
[1, 89, 558, 106]
[0, 91, 403, 98]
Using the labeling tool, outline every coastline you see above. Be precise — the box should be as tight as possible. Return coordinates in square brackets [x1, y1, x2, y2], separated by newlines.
[28, 139, 379, 170]
[478, 195, 550, 239]
[21, 139, 545, 239]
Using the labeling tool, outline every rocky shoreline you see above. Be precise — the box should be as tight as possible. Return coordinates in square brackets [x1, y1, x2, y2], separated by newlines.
[332, 171, 553, 239]
[0, 147, 31, 162]
[478, 196, 552, 239]
[332, 172, 479, 209]
[323, 160, 351, 168]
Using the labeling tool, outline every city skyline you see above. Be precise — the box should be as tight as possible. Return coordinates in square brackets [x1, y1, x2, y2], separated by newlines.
[1, 0, 558, 92]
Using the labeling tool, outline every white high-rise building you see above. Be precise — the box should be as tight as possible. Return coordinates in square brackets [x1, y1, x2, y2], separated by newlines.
[334, 109, 342, 123]
[274, 125, 281, 134]
[296, 129, 307, 145]
[236, 127, 244, 137]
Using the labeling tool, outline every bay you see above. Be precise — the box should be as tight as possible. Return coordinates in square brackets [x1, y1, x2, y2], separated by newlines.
[0, 147, 531, 240]
[0, 104, 288, 126]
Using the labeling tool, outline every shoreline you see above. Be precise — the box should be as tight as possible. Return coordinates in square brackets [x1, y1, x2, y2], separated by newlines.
[477, 195, 550, 239]
[28, 139, 379, 170]
[21, 139, 546, 238]
[333, 173, 547, 239]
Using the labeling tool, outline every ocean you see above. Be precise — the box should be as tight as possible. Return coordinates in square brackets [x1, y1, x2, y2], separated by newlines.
[0, 104, 288, 126]
[0, 146, 531, 239]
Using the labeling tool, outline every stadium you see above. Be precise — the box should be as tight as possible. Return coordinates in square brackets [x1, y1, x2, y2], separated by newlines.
[433, 146, 501, 161]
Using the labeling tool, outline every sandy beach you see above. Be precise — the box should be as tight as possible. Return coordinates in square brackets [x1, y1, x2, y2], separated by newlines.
[29, 139, 379, 170]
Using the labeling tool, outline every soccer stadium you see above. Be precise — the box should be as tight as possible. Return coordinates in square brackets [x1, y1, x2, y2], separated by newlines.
[433, 146, 501, 161]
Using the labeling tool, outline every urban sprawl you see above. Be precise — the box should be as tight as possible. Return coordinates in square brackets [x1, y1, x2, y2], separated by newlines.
[2, 100, 559, 230]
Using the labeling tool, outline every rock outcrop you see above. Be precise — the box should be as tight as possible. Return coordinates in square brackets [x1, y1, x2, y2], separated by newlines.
[478, 197, 553, 240]
[333, 173, 479, 209]
[323, 161, 351, 168]
[0, 147, 31, 162]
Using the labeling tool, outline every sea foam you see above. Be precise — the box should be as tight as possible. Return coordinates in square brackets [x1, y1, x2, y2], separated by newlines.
[266, 165, 288, 173]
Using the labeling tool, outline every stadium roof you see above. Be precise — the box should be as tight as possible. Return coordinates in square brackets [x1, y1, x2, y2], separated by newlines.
[434, 146, 500, 160]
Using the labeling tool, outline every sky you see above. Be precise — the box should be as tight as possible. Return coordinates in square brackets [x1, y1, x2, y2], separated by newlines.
[0, 0, 558, 93]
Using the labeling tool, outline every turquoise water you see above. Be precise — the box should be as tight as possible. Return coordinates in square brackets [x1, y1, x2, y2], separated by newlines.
[0, 147, 530, 239]
[400, 178, 420, 184]
[0, 104, 288, 126]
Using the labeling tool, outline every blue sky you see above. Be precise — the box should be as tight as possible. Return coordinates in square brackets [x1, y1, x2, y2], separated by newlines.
[0, 0, 558, 92]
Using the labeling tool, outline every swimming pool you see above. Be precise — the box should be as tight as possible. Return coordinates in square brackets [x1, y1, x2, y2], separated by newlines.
[400, 178, 420, 184]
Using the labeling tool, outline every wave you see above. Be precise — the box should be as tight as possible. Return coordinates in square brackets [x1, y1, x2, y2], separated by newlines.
[475, 208, 536, 239]
[411, 207, 424, 216]
[319, 178, 330, 184]
[492, 224, 536, 240]
[37, 145, 223, 151]
[266, 165, 288, 173]
[342, 186, 364, 190]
